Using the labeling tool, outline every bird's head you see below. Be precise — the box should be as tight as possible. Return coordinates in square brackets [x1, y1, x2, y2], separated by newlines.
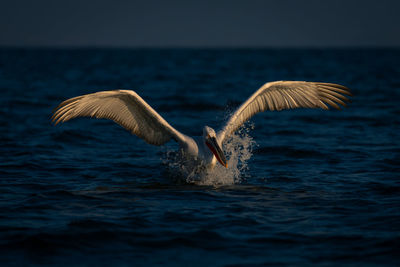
[203, 126, 227, 168]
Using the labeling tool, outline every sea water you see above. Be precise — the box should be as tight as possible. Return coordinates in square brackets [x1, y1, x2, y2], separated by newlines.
[0, 48, 399, 265]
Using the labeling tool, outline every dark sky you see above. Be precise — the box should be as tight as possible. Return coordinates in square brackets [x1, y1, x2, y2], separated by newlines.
[1, 0, 399, 47]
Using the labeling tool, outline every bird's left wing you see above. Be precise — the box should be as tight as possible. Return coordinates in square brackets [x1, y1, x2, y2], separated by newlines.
[217, 81, 351, 143]
[52, 90, 189, 146]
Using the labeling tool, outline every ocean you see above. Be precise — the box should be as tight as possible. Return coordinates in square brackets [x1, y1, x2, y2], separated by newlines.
[0, 48, 399, 266]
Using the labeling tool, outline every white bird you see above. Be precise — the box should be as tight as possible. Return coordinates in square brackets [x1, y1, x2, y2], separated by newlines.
[52, 81, 351, 171]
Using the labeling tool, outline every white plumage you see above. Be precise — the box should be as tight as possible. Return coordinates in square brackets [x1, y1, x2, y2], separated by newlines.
[52, 81, 351, 170]
[216, 81, 351, 143]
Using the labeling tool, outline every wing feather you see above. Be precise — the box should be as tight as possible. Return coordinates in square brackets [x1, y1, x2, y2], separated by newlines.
[52, 90, 188, 146]
[218, 81, 351, 143]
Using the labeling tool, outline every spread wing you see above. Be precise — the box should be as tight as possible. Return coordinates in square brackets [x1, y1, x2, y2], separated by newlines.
[52, 90, 190, 146]
[217, 81, 351, 143]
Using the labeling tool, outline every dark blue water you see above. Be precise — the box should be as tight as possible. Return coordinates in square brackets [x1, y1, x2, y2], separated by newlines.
[1, 48, 399, 266]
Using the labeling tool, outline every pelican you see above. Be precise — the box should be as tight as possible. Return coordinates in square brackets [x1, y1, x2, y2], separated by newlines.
[52, 81, 351, 172]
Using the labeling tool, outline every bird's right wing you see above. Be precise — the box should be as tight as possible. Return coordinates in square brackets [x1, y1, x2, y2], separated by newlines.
[217, 81, 351, 143]
[52, 90, 189, 146]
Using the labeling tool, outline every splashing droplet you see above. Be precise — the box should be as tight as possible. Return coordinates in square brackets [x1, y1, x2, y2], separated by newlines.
[163, 124, 256, 186]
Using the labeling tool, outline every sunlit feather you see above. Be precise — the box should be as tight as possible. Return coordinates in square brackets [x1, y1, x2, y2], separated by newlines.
[52, 81, 351, 171]
[217, 81, 351, 143]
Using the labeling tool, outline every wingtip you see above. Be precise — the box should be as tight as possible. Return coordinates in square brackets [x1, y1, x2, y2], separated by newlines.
[51, 116, 59, 125]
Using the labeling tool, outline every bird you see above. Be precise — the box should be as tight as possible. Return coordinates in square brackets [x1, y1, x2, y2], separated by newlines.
[51, 81, 351, 173]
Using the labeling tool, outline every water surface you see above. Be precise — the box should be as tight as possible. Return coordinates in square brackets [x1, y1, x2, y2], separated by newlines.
[0, 48, 399, 265]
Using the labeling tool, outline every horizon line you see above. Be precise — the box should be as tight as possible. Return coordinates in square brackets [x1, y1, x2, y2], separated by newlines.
[1, 44, 399, 50]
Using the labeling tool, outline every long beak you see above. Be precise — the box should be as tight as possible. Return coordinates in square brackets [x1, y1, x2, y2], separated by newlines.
[206, 137, 228, 168]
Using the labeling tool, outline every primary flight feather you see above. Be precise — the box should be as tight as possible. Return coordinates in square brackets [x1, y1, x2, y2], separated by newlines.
[52, 81, 351, 170]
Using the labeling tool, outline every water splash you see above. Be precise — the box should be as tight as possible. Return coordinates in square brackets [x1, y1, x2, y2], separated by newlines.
[162, 124, 256, 186]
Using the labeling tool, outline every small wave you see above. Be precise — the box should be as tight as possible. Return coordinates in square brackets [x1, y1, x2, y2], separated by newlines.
[255, 146, 326, 159]
[273, 129, 305, 136]
[51, 129, 101, 144]
[157, 102, 224, 112]
[136, 229, 229, 250]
